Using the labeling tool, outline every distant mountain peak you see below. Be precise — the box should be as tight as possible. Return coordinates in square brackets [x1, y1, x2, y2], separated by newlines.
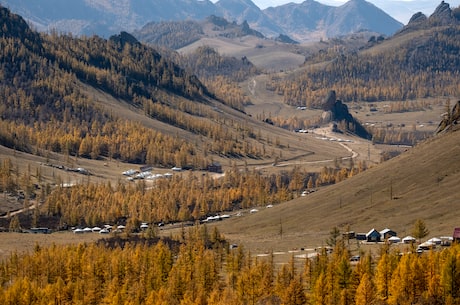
[0, 0, 403, 41]
[216, 0, 259, 8]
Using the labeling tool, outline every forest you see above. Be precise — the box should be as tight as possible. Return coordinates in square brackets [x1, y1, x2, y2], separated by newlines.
[0, 5, 264, 167]
[267, 26, 460, 109]
[0, 226, 460, 305]
[0, 158, 367, 230]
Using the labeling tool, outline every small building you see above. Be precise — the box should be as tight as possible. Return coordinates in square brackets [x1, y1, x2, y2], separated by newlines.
[140, 165, 153, 172]
[427, 237, 442, 246]
[402, 236, 416, 244]
[388, 236, 401, 244]
[207, 162, 222, 173]
[29, 227, 52, 234]
[453, 228, 460, 243]
[366, 228, 381, 242]
[343, 231, 356, 239]
[380, 228, 397, 240]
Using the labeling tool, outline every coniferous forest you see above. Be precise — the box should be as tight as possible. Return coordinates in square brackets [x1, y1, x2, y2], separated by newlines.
[267, 26, 460, 108]
[1, 228, 460, 305]
[2, 3, 460, 305]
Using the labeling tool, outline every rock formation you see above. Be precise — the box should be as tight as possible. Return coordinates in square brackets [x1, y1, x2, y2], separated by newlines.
[321, 90, 371, 139]
[436, 101, 460, 134]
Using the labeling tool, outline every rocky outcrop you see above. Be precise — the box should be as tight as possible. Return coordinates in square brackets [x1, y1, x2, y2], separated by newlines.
[398, 1, 460, 35]
[109, 31, 140, 49]
[321, 90, 354, 122]
[321, 90, 371, 139]
[436, 101, 460, 134]
[429, 1, 457, 26]
[275, 34, 298, 44]
[408, 12, 427, 25]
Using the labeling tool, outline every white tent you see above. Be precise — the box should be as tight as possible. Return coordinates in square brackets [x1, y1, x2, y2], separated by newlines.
[427, 237, 442, 245]
[418, 241, 436, 250]
[388, 236, 401, 244]
[402, 236, 416, 244]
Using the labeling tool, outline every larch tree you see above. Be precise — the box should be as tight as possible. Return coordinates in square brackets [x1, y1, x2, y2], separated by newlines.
[412, 219, 429, 243]
[355, 273, 374, 305]
[441, 248, 460, 301]
[374, 252, 395, 302]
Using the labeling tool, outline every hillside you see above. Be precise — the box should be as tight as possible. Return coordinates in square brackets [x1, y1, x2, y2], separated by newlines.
[0, 5, 361, 228]
[213, 126, 460, 253]
[236, 1, 460, 140]
[133, 15, 266, 50]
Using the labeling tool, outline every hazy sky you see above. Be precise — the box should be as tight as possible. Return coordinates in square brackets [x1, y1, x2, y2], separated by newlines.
[227, 0, 460, 24]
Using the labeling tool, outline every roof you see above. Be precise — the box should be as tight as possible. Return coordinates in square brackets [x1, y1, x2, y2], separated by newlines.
[380, 228, 396, 234]
[366, 228, 379, 237]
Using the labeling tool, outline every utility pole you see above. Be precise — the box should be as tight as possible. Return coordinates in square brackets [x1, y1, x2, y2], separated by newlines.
[368, 143, 370, 161]
[390, 179, 393, 200]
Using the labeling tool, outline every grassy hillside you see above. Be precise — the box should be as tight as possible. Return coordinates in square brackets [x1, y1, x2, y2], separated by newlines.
[0, 5, 363, 229]
[214, 127, 460, 252]
[0, 5, 345, 170]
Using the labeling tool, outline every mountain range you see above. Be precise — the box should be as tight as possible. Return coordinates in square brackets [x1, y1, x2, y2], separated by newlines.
[0, 0, 403, 41]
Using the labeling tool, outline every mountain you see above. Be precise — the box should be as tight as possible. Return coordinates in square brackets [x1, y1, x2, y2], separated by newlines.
[0, 0, 218, 38]
[324, 0, 403, 37]
[214, 0, 284, 37]
[0, 0, 403, 41]
[133, 15, 265, 50]
[263, 0, 333, 40]
[253, 0, 460, 114]
[264, 0, 403, 41]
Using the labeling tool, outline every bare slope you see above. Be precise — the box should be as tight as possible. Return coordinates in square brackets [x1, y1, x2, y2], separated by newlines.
[214, 127, 460, 253]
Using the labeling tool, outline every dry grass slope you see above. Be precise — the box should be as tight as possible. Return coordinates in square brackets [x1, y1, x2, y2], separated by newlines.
[214, 127, 460, 253]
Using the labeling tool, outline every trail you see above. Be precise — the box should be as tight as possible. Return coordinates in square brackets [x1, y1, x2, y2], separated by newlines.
[0, 200, 39, 218]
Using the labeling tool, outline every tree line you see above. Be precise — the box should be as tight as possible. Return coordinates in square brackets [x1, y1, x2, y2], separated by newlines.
[0, 157, 366, 230]
[0, 225, 459, 305]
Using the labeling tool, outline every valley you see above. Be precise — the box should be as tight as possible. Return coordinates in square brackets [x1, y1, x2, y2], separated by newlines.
[1, 2, 460, 304]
